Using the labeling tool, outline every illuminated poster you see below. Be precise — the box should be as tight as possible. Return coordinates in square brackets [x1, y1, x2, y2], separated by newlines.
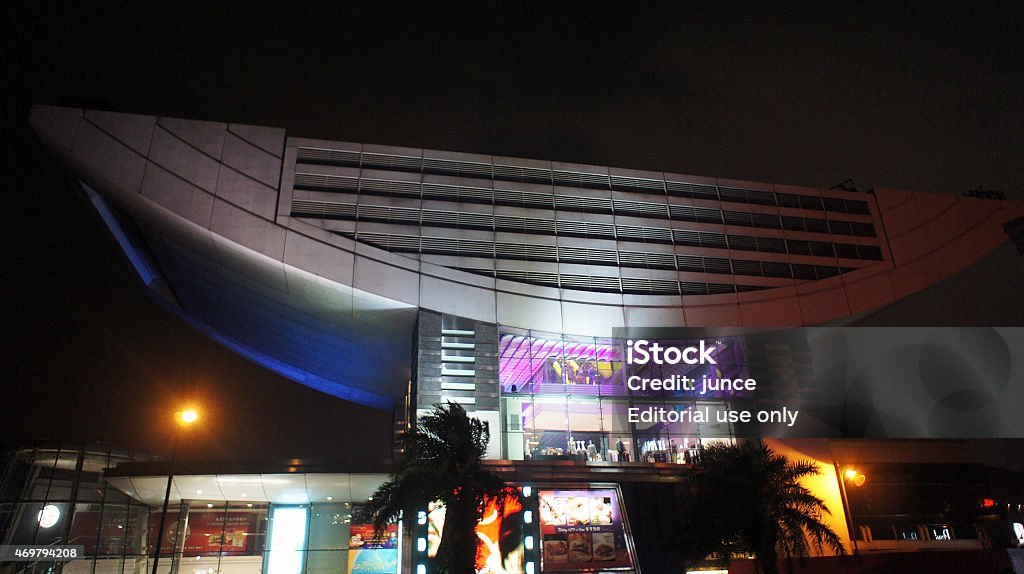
[426, 494, 525, 574]
[147, 510, 262, 555]
[347, 518, 399, 574]
[538, 489, 634, 572]
[347, 547, 399, 574]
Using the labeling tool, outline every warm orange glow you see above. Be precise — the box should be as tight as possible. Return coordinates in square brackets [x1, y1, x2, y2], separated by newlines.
[844, 468, 867, 486]
[763, 439, 853, 555]
[176, 408, 200, 425]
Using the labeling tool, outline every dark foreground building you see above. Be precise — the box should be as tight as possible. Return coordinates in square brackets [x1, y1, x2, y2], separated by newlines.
[6, 105, 1024, 574]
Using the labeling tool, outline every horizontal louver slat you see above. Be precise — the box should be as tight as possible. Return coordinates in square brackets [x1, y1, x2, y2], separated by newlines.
[296, 147, 361, 166]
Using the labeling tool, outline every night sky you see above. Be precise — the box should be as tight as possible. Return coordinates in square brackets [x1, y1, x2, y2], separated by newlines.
[3, 5, 1023, 464]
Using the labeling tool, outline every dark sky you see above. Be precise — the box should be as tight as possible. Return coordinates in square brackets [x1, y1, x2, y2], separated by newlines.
[3, 4, 1023, 463]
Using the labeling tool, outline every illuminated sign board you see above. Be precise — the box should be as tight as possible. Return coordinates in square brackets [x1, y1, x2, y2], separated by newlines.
[348, 522, 399, 574]
[147, 510, 263, 555]
[537, 489, 635, 572]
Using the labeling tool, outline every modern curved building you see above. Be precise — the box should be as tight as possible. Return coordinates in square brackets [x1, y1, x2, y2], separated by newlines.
[23, 105, 1024, 574]
[28, 105, 1024, 406]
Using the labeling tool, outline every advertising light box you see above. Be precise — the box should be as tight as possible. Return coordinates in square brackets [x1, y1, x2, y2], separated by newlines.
[349, 506, 400, 574]
[147, 510, 263, 556]
[537, 489, 635, 572]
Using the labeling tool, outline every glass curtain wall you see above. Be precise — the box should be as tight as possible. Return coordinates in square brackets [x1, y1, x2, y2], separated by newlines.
[1, 448, 395, 574]
[498, 328, 745, 463]
[0, 445, 154, 574]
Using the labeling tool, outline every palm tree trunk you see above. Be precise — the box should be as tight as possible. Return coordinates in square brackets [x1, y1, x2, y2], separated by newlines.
[758, 539, 780, 574]
[435, 496, 479, 574]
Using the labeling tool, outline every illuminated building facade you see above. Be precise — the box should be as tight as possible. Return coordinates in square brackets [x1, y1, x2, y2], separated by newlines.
[12, 105, 1024, 573]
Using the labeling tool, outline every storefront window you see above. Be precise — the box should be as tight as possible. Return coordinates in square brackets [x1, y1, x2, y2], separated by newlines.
[498, 329, 741, 464]
[528, 396, 572, 460]
[602, 402, 635, 463]
[568, 398, 604, 462]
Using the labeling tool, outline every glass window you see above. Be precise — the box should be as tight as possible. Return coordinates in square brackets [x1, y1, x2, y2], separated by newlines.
[26, 450, 61, 500]
[834, 243, 857, 259]
[786, 239, 810, 255]
[829, 220, 853, 235]
[530, 396, 570, 456]
[8, 502, 49, 545]
[776, 193, 801, 208]
[804, 218, 829, 233]
[306, 502, 350, 574]
[503, 396, 530, 460]
[799, 196, 824, 211]
[216, 503, 269, 558]
[851, 222, 876, 237]
[568, 398, 603, 461]
[0, 451, 34, 501]
[265, 506, 308, 574]
[858, 245, 883, 260]
[93, 503, 129, 556]
[308, 502, 350, 550]
[0, 503, 13, 543]
[124, 503, 149, 557]
[823, 197, 847, 212]
[499, 330, 745, 466]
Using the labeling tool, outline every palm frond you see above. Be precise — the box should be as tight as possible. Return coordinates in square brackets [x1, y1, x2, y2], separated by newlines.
[674, 442, 847, 569]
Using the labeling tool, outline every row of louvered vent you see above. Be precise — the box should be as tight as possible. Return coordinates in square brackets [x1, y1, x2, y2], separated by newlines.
[297, 173, 663, 215]
[295, 148, 872, 214]
[453, 267, 764, 296]
[291, 199, 879, 257]
[293, 173, 875, 237]
[341, 231, 849, 281]
[297, 148, 722, 195]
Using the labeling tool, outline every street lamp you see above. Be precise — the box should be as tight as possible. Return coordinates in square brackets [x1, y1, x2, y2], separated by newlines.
[844, 468, 867, 487]
[152, 406, 199, 574]
[834, 463, 867, 555]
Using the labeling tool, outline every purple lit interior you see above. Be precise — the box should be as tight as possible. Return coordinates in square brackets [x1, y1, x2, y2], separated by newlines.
[498, 335, 620, 393]
[498, 334, 750, 398]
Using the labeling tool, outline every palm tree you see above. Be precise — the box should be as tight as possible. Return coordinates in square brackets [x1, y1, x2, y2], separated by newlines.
[675, 442, 846, 574]
[367, 401, 517, 574]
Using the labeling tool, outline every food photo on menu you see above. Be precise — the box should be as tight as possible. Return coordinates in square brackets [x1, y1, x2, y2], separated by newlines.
[539, 494, 567, 525]
[590, 496, 613, 525]
[567, 532, 592, 562]
[567, 497, 590, 525]
[543, 535, 568, 564]
[591, 532, 616, 561]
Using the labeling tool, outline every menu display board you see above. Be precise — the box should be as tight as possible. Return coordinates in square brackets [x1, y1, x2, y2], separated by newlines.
[538, 489, 634, 572]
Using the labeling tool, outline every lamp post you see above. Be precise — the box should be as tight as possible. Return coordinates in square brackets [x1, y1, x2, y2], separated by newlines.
[834, 462, 866, 555]
[151, 407, 199, 574]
